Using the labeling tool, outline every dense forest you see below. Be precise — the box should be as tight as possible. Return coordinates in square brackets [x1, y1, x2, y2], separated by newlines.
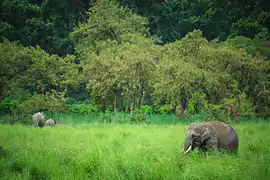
[1, 0, 270, 122]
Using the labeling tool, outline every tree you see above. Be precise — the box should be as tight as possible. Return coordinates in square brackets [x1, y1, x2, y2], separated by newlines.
[0, 0, 91, 56]
[70, 0, 157, 117]
[151, 30, 215, 116]
[70, 0, 149, 60]
[151, 30, 268, 120]
[0, 40, 78, 102]
[115, 33, 158, 116]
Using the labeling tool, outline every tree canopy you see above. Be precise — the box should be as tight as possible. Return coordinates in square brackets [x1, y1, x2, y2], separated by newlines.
[0, 0, 269, 121]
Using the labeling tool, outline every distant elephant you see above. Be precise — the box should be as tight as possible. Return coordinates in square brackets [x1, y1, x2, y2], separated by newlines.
[32, 112, 46, 127]
[183, 121, 239, 153]
[46, 118, 57, 127]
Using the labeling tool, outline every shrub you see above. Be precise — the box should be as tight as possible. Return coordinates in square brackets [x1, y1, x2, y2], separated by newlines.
[155, 104, 175, 114]
[140, 105, 153, 114]
[0, 98, 19, 115]
[71, 104, 100, 115]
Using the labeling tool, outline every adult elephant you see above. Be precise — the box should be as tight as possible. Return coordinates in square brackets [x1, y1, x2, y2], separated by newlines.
[183, 121, 239, 153]
[32, 112, 46, 127]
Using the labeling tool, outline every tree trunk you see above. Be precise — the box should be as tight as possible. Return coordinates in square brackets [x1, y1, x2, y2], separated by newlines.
[113, 93, 117, 115]
[130, 63, 139, 119]
[130, 91, 135, 118]
[232, 106, 240, 125]
[194, 103, 199, 114]
[179, 88, 189, 119]
[137, 63, 144, 113]
[138, 89, 145, 113]
[125, 97, 131, 113]
[236, 95, 241, 125]
[226, 106, 232, 123]
[180, 91, 188, 112]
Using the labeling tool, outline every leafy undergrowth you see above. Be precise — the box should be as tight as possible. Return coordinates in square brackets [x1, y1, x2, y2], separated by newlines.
[0, 123, 269, 180]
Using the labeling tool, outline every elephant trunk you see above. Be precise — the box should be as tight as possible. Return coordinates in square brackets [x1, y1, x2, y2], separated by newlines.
[184, 139, 192, 153]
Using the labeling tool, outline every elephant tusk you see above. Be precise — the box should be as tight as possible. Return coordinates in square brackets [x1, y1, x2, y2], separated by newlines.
[184, 145, 192, 154]
[180, 148, 184, 152]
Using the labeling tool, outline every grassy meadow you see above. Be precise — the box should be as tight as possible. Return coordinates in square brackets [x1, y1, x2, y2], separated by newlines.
[0, 114, 270, 180]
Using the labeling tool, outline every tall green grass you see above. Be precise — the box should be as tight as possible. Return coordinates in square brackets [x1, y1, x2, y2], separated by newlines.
[0, 122, 269, 180]
[41, 112, 270, 125]
[1, 111, 269, 126]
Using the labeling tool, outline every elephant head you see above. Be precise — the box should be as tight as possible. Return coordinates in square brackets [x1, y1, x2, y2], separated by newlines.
[183, 121, 238, 154]
[184, 123, 214, 153]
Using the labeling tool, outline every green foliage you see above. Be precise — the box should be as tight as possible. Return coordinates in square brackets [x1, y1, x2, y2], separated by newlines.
[2, 0, 270, 55]
[187, 103, 195, 114]
[205, 91, 256, 122]
[140, 105, 153, 114]
[188, 92, 207, 114]
[0, 0, 269, 120]
[71, 104, 100, 115]
[120, 0, 270, 43]
[0, 40, 79, 100]
[218, 35, 270, 59]
[154, 105, 175, 115]
[0, 98, 19, 115]
[70, 0, 159, 111]
[13, 91, 69, 117]
[151, 30, 213, 111]
[0, 39, 33, 98]
[230, 11, 270, 39]
[150, 29, 269, 118]
[70, 0, 149, 59]
[1, 0, 90, 56]
[205, 103, 226, 122]
[0, 91, 71, 124]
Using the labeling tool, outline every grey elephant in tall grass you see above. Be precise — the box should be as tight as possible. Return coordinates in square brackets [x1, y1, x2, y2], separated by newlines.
[32, 112, 46, 127]
[46, 118, 57, 127]
[183, 121, 239, 153]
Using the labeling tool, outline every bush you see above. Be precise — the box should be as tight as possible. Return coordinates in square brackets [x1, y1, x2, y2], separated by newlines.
[188, 92, 207, 114]
[71, 104, 100, 115]
[19, 91, 69, 115]
[205, 91, 256, 123]
[155, 105, 175, 114]
[140, 105, 153, 114]
[0, 98, 19, 115]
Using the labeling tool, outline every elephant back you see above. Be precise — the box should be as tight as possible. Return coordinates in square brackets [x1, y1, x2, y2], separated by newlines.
[206, 121, 238, 150]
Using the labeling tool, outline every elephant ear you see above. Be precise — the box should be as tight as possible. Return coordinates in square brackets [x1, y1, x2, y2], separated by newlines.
[200, 125, 211, 143]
